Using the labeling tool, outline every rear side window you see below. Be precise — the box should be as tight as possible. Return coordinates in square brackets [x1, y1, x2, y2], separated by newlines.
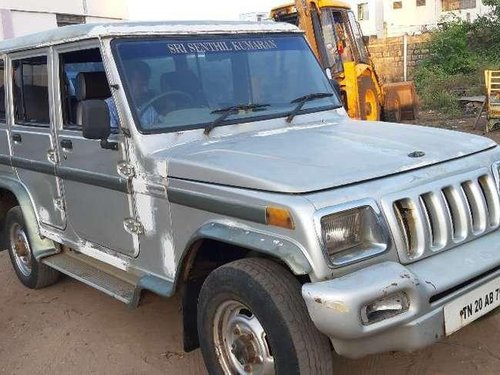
[0, 61, 5, 121]
[13, 56, 50, 126]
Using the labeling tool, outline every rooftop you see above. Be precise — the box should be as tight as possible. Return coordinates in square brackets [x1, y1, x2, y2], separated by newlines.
[0, 20, 300, 53]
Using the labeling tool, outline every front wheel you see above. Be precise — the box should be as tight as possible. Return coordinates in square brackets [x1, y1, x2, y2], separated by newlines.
[197, 258, 333, 375]
[358, 76, 380, 121]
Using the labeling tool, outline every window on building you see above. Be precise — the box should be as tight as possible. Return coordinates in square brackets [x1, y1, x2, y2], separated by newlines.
[393, 1, 403, 9]
[0, 61, 5, 121]
[56, 14, 86, 27]
[417, 0, 426, 6]
[461, 0, 477, 9]
[357, 3, 369, 20]
[13, 56, 50, 126]
[442, 0, 476, 11]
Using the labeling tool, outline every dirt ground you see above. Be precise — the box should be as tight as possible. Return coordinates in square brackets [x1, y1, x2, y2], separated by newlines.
[1, 113, 500, 375]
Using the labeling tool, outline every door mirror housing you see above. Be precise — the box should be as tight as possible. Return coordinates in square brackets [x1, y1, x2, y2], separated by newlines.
[363, 35, 370, 47]
[81, 99, 111, 140]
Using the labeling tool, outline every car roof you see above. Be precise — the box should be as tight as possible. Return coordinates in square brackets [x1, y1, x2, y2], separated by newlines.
[0, 20, 301, 54]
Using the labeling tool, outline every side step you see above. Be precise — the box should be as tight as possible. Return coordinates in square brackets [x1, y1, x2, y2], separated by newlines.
[42, 251, 139, 306]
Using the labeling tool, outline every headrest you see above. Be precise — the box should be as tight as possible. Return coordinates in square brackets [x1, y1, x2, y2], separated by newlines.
[76, 71, 111, 101]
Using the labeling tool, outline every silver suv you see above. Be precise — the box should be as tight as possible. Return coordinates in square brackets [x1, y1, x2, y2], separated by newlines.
[0, 21, 499, 375]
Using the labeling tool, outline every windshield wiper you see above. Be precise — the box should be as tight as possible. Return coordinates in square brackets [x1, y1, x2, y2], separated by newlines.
[286, 92, 334, 123]
[204, 103, 270, 135]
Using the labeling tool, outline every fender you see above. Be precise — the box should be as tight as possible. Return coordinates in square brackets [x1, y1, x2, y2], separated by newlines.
[177, 220, 313, 352]
[0, 175, 57, 260]
[180, 221, 313, 278]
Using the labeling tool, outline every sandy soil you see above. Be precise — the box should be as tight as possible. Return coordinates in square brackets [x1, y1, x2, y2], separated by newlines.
[1, 115, 500, 375]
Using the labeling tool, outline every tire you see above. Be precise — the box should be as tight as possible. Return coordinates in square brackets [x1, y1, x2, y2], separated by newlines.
[383, 91, 402, 123]
[197, 258, 333, 375]
[358, 76, 380, 121]
[6, 206, 60, 289]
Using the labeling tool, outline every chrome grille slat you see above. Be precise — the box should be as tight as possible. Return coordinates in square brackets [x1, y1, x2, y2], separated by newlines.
[478, 174, 500, 227]
[413, 196, 430, 258]
[439, 190, 455, 245]
[462, 180, 488, 234]
[444, 185, 470, 241]
[389, 171, 500, 264]
[421, 192, 449, 251]
[458, 183, 475, 238]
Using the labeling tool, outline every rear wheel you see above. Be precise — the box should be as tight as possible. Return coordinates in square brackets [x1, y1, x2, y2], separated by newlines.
[197, 258, 333, 375]
[6, 206, 60, 289]
[358, 76, 380, 121]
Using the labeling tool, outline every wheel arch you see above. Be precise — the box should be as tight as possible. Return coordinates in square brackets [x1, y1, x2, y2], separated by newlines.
[175, 221, 313, 352]
[0, 176, 57, 259]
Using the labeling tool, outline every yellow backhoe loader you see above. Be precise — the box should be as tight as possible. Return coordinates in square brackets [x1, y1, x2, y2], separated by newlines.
[271, 0, 417, 121]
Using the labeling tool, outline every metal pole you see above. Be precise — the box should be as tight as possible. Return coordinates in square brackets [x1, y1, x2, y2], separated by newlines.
[403, 33, 408, 82]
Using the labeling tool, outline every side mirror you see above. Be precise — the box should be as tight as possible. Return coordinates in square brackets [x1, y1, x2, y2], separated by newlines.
[81, 99, 111, 140]
[363, 35, 370, 46]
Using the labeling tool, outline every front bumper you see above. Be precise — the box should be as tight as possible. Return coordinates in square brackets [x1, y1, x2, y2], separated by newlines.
[302, 229, 500, 358]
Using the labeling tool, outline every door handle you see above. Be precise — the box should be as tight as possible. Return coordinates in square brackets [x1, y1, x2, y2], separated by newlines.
[60, 139, 73, 150]
[12, 133, 22, 143]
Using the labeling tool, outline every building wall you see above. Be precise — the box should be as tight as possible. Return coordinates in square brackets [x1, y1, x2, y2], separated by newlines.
[0, 0, 127, 19]
[85, 0, 128, 19]
[357, 0, 384, 37]
[239, 12, 271, 22]
[7, 11, 57, 39]
[0, 0, 127, 39]
[350, 0, 492, 37]
[383, 0, 440, 37]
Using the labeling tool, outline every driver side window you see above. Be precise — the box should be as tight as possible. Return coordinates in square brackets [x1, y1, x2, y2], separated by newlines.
[59, 48, 116, 131]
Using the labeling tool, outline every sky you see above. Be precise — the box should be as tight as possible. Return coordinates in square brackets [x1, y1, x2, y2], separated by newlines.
[127, 0, 287, 21]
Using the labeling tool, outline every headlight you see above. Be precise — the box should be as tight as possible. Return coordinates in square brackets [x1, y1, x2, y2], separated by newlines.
[319, 205, 389, 267]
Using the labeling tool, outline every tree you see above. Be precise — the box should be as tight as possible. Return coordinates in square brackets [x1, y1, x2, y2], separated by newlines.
[482, 0, 500, 18]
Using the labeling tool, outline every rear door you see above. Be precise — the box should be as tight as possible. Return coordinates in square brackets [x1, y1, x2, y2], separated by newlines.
[9, 50, 65, 229]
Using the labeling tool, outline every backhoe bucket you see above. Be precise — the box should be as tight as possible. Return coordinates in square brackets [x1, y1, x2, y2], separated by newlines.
[382, 82, 418, 122]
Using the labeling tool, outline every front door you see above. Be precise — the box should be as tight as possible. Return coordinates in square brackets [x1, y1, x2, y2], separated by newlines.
[54, 45, 138, 257]
[9, 52, 65, 230]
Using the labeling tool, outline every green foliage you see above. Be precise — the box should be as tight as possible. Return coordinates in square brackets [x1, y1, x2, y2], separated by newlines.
[482, 0, 500, 17]
[414, 5, 500, 115]
[425, 20, 475, 75]
[414, 66, 461, 115]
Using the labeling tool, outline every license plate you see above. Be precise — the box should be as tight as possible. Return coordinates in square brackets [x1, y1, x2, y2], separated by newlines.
[444, 277, 500, 336]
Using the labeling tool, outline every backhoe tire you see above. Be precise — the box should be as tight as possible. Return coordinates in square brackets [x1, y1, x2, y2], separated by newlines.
[197, 257, 333, 375]
[359, 76, 381, 121]
[6, 206, 60, 289]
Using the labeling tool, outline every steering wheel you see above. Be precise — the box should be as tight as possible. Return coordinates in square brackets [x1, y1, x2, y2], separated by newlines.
[139, 90, 194, 116]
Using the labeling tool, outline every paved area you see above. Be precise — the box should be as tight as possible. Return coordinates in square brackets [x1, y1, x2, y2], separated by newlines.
[1, 250, 500, 374]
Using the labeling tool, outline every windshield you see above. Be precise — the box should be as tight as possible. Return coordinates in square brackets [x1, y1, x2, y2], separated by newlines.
[113, 34, 341, 133]
[347, 11, 370, 64]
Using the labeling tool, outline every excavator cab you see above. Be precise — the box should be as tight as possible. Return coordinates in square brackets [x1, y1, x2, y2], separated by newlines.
[271, 1, 417, 122]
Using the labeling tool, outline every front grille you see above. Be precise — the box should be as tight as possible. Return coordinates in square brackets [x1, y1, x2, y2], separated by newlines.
[391, 172, 500, 262]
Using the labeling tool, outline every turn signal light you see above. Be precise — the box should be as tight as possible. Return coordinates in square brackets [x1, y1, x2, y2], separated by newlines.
[266, 206, 294, 229]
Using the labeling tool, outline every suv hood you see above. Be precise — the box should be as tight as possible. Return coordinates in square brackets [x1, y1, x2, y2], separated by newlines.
[161, 120, 496, 193]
